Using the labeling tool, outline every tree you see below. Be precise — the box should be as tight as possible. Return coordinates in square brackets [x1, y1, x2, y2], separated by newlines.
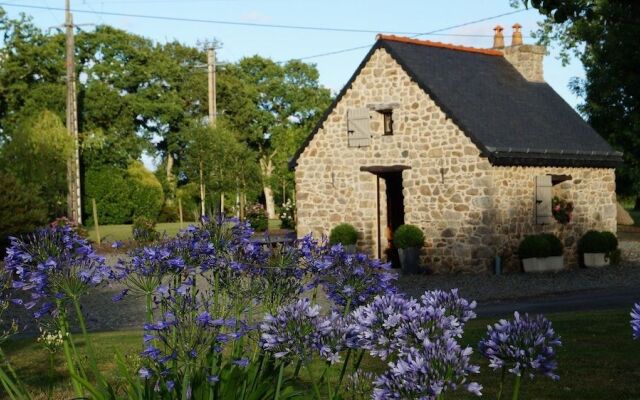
[181, 119, 260, 217]
[0, 172, 48, 249]
[217, 57, 331, 218]
[518, 1, 640, 206]
[0, 110, 73, 218]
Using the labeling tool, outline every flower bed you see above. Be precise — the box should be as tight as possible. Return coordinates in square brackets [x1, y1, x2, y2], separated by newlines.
[5, 217, 636, 399]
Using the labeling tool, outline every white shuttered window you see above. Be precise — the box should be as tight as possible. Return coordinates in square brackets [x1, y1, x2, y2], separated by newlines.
[347, 108, 371, 147]
[535, 175, 553, 224]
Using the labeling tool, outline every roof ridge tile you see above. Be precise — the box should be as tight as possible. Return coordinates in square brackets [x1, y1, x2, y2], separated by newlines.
[376, 34, 503, 57]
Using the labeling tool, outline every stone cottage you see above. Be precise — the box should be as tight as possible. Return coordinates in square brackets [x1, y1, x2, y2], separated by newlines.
[289, 26, 622, 273]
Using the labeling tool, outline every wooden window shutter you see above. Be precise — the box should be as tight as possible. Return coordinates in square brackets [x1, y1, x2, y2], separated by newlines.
[347, 108, 371, 147]
[535, 175, 553, 224]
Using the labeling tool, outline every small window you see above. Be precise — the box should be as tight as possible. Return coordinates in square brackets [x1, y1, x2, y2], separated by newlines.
[382, 110, 393, 135]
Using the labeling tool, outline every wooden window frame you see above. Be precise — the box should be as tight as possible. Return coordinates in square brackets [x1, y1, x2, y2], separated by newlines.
[381, 109, 393, 136]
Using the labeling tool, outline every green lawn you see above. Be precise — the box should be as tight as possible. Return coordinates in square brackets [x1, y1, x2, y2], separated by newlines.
[2, 308, 638, 399]
[87, 220, 283, 243]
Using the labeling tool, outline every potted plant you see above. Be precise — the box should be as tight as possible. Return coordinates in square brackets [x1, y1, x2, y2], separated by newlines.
[329, 223, 358, 252]
[518, 233, 564, 272]
[393, 224, 425, 274]
[579, 230, 618, 267]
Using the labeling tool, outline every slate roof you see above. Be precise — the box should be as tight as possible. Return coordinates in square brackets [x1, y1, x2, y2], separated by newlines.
[289, 35, 622, 169]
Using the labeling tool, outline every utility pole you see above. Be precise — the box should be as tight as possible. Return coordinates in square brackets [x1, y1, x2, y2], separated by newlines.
[65, 0, 82, 224]
[206, 45, 225, 216]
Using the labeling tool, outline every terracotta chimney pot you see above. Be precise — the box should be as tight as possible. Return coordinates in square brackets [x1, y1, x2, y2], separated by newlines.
[493, 25, 505, 49]
[511, 23, 523, 46]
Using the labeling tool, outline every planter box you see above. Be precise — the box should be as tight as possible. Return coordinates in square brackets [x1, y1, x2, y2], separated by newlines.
[398, 247, 421, 274]
[522, 256, 564, 273]
[583, 253, 609, 268]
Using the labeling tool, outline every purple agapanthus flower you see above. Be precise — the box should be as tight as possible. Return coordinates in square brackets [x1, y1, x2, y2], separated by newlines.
[478, 311, 561, 380]
[373, 339, 481, 399]
[421, 289, 477, 326]
[316, 246, 396, 311]
[259, 298, 334, 362]
[631, 303, 640, 340]
[4, 225, 112, 317]
[347, 293, 421, 360]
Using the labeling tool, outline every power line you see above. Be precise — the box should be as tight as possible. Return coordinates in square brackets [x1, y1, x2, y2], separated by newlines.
[0, 2, 529, 37]
[289, 9, 529, 61]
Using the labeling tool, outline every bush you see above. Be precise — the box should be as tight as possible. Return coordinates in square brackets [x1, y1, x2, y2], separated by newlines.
[329, 223, 358, 246]
[578, 230, 618, 254]
[132, 216, 160, 243]
[127, 161, 164, 221]
[246, 203, 268, 232]
[600, 231, 619, 252]
[518, 235, 551, 259]
[539, 233, 564, 257]
[158, 204, 179, 223]
[393, 224, 425, 249]
[0, 172, 48, 249]
[279, 199, 295, 230]
[83, 167, 132, 225]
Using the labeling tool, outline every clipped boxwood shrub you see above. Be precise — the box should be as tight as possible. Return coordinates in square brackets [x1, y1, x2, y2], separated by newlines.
[600, 231, 619, 252]
[393, 224, 425, 249]
[578, 230, 619, 254]
[578, 230, 610, 254]
[518, 235, 551, 259]
[329, 223, 358, 246]
[539, 233, 564, 257]
[127, 161, 164, 221]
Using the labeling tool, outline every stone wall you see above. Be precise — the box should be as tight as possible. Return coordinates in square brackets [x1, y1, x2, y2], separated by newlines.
[294, 47, 616, 273]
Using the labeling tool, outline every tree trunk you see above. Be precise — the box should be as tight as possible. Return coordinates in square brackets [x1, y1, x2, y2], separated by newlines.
[165, 153, 175, 203]
[260, 150, 277, 219]
[199, 160, 206, 217]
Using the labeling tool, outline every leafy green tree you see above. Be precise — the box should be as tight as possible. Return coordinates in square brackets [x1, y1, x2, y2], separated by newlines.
[218, 57, 331, 218]
[0, 110, 72, 218]
[181, 119, 260, 216]
[128, 161, 164, 220]
[518, 1, 640, 206]
[0, 172, 48, 248]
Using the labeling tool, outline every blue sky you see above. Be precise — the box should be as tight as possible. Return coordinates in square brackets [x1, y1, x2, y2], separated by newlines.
[3, 0, 584, 108]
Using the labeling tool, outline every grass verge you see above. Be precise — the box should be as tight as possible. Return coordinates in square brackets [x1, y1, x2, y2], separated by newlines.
[2, 308, 637, 399]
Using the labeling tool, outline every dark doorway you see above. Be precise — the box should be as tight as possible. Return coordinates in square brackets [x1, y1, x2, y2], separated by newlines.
[359, 165, 410, 266]
[383, 172, 405, 268]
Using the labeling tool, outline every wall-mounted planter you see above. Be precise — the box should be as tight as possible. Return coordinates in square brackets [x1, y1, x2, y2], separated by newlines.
[583, 253, 609, 268]
[522, 256, 564, 273]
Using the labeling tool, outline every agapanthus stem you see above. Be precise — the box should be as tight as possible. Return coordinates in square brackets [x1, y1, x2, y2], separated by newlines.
[497, 367, 506, 400]
[334, 348, 352, 397]
[274, 362, 284, 400]
[352, 349, 365, 373]
[47, 352, 54, 400]
[292, 359, 302, 379]
[145, 292, 153, 323]
[58, 317, 83, 398]
[304, 364, 322, 400]
[511, 374, 522, 400]
[72, 298, 101, 381]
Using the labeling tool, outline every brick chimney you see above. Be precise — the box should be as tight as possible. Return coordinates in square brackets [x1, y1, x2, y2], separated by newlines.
[501, 23, 545, 82]
[492, 25, 504, 49]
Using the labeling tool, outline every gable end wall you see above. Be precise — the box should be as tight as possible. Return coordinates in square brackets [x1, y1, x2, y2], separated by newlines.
[294, 48, 616, 273]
